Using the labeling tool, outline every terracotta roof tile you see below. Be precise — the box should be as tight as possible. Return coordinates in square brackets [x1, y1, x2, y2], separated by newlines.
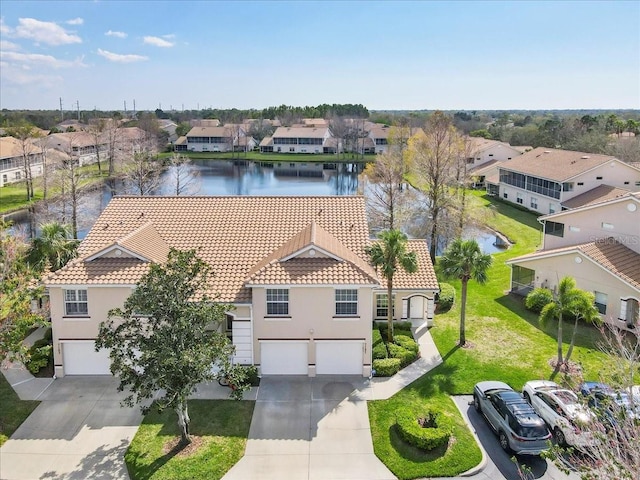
[374, 240, 439, 291]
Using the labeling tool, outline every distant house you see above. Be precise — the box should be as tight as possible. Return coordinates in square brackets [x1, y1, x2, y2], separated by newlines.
[0, 136, 44, 187]
[494, 147, 640, 214]
[466, 138, 522, 168]
[43, 196, 438, 377]
[185, 125, 255, 153]
[267, 126, 332, 154]
[507, 191, 640, 331]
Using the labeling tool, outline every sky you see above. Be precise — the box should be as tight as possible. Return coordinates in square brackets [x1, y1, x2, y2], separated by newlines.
[0, 0, 639, 112]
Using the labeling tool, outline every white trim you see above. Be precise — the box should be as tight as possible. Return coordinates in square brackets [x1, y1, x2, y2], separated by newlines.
[259, 340, 309, 344]
[540, 193, 640, 221]
[314, 339, 364, 344]
[45, 283, 137, 288]
[281, 245, 343, 263]
[84, 244, 150, 262]
[246, 283, 376, 288]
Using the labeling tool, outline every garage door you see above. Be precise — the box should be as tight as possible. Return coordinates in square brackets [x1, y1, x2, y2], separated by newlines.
[315, 341, 363, 375]
[62, 341, 111, 375]
[260, 341, 308, 375]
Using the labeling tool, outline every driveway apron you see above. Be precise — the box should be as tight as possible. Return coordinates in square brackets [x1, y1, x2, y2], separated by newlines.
[0, 376, 142, 480]
[222, 375, 396, 480]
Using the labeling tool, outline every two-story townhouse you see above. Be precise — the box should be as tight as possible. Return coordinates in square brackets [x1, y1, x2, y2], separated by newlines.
[261, 127, 332, 154]
[496, 148, 640, 215]
[186, 126, 237, 152]
[0, 136, 45, 187]
[466, 138, 523, 189]
[506, 192, 640, 331]
[43, 196, 438, 377]
[46, 131, 107, 166]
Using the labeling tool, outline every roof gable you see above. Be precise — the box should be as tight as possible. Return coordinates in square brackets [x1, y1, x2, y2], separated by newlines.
[541, 190, 640, 221]
[84, 221, 170, 263]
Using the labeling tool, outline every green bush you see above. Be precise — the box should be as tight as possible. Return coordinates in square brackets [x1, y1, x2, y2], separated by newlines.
[378, 321, 412, 339]
[372, 328, 384, 346]
[394, 334, 419, 355]
[26, 345, 52, 374]
[394, 329, 413, 338]
[373, 358, 402, 376]
[43, 327, 53, 342]
[525, 288, 554, 313]
[372, 328, 388, 359]
[437, 283, 455, 312]
[387, 343, 417, 367]
[241, 365, 260, 386]
[396, 407, 452, 451]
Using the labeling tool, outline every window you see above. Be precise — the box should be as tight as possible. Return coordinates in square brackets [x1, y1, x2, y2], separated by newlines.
[335, 289, 358, 316]
[466, 157, 475, 164]
[375, 294, 395, 318]
[594, 291, 607, 315]
[624, 181, 630, 185]
[503, 192, 508, 199]
[530, 197, 538, 209]
[549, 203, 557, 214]
[517, 193, 523, 204]
[596, 176, 603, 180]
[577, 182, 584, 186]
[64, 289, 88, 315]
[266, 289, 289, 315]
[562, 182, 574, 192]
[545, 221, 564, 237]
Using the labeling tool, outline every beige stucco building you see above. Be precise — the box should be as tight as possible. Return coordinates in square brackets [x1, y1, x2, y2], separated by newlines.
[507, 191, 640, 331]
[44, 196, 439, 377]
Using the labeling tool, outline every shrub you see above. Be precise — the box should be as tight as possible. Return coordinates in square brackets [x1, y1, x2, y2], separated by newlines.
[394, 335, 419, 355]
[26, 344, 52, 374]
[437, 283, 455, 312]
[396, 407, 452, 451]
[525, 288, 554, 313]
[241, 365, 260, 386]
[387, 343, 417, 367]
[394, 329, 413, 338]
[373, 358, 402, 376]
[372, 328, 388, 359]
[378, 321, 413, 339]
[43, 327, 53, 342]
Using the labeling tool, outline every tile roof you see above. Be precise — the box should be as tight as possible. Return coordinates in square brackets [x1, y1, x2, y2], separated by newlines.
[468, 159, 500, 175]
[272, 126, 328, 139]
[259, 136, 273, 147]
[374, 240, 439, 291]
[50, 196, 430, 302]
[467, 137, 520, 154]
[186, 126, 231, 138]
[498, 147, 620, 181]
[561, 185, 630, 209]
[508, 239, 640, 290]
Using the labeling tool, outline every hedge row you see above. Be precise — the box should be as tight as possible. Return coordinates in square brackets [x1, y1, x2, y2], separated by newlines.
[396, 407, 453, 451]
[372, 323, 420, 377]
[436, 283, 455, 312]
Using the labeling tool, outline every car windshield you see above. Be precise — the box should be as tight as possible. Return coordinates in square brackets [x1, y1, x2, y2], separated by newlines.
[517, 425, 549, 439]
[554, 390, 578, 405]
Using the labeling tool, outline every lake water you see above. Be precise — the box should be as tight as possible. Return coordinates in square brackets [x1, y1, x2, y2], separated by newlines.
[6, 159, 506, 253]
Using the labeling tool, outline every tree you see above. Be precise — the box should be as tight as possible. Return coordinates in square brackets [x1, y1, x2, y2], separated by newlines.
[539, 276, 601, 376]
[0, 222, 47, 364]
[409, 111, 465, 262]
[5, 121, 38, 201]
[546, 324, 640, 480]
[27, 221, 79, 272]
[439, 238, 492, 346]
[361, 150, 414, 231]
[122, 151, 162, 196]
[166, 153, 201, 195]
[88, 119, 107, 175]
[366, 230, 418, 343]
[96, 249, 249, 445]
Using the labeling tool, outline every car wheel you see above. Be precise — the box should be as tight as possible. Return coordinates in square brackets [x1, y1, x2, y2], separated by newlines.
[523, 391, 531, 403]
[554, 427, 567, 447]
[473, 394, 481, 412]
[499, 431, 512, 453]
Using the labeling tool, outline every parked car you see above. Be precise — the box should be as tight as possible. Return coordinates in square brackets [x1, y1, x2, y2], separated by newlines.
[473, 381, 551, 455]
[522, 380, 594, 449]
[580, 381, 639, 424]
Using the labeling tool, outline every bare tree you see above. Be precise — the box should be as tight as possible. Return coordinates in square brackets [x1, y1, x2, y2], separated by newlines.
[547, 324, 640, 480]
[409, 111, 466, 262]
[361, 150, 415, 232]
[103, 118, 122, 178]
[122, 151, 162, 196]
[51, 135, 87, 239]
[329, 115, 348, 158]
[88, 119, 107, 175]
[5, 122, 38, 201]
[166, 153, 201, 196]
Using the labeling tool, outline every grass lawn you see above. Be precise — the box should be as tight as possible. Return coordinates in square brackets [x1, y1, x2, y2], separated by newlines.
[126, 400, 254, 480]
[368, 191, 611, 479]
[0, 373, 39, 446]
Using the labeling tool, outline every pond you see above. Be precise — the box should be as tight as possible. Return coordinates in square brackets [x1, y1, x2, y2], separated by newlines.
[5, 159, 507, 254]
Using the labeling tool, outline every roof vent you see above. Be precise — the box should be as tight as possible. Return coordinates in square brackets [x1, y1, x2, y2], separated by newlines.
[581, 156, 590, 159]
[543, 151, 551, 154]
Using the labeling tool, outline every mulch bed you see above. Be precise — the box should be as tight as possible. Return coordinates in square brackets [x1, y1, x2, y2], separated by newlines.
[163, 435, 207, 458]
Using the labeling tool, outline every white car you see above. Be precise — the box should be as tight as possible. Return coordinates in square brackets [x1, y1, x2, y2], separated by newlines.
[523, 380, 594, 450]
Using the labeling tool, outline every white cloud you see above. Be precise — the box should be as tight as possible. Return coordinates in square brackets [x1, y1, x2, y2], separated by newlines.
[66, 17, 84, 25]
[0, 18, 12, 35]
[14, 18, 82, 46]
[143, 36, 174, 48]
[97, 48, 148, 63]
[162, 34, 176, 39]
[0, 50, 86, 69]
[0, 64, 62, 87]
[105, 30, 127, 38]
[0, 40, 20, 51]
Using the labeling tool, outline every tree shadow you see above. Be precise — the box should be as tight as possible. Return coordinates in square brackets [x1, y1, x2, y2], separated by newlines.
[441, 343, 461, 363]
[40, 439, 132, 480]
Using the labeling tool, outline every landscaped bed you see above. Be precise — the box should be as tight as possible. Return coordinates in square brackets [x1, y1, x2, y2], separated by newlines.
[125, 399, 254, 480]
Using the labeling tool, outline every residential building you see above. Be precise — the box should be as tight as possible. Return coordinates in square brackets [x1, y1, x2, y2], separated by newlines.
[494, 147, 640, 214]
[507, 191, 640, 331]
[185, 125, 256, 153]
[466, 137, 522, 169]
[261, 126, 332, 154]
[0, 136, 44, 187]
[43, 196, 438, 377]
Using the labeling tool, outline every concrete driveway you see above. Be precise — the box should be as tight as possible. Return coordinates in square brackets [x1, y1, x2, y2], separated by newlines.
[0, 376, 142, 480]
[222, 375, 395, 480]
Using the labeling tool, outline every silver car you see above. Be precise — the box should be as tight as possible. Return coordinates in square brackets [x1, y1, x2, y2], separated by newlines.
[523, 380, 594, 450]
[473, 381, 551, 455]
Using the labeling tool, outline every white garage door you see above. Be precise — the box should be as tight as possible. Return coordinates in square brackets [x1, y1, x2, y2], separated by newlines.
[62, 341, 111, 375]
[260, 341, 308, 375]
[316, 341, 363, 375]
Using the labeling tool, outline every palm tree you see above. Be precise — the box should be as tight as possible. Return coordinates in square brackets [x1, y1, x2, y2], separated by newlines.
[540, 276, 600, 375]
[366, 229, 418, 343]
[27, 221, 79, 272]
[439, 238, 492, 346]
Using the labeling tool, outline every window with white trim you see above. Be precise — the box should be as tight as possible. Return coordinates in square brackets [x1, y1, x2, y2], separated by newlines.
[266, 289, 289, 315]
[375, 293, 395, 318]
[594, 291, 607, 315]
[335, 289, 358, 316]
[530, 197, 538, 209]
[64, 289, 88, 315]
[620, 298, 639, 327]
